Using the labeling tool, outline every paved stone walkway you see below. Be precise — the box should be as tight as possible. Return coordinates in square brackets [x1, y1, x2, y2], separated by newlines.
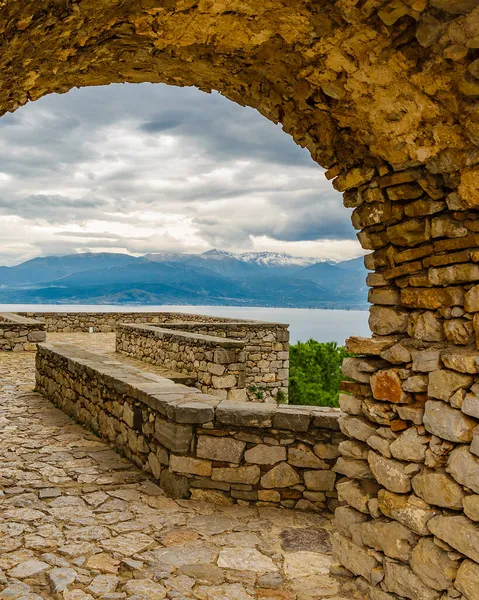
[0, 338, 357, 600]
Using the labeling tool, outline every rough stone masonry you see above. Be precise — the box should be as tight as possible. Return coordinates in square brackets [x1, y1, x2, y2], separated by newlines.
[1, 0, 479, 598]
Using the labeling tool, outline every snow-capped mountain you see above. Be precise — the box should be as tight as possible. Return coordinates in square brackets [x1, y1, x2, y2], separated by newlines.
[147, 249, 319, 268]
[236, 251, 318, 268]
[0, 250, 368, 308]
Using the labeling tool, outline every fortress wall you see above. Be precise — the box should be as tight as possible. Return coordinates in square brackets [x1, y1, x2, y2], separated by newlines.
[116, 323, 247, 402]
[332, 163, 479, 599]
[0, 313, 46, 351]
[35, 342, 342, 512]
[154, 322, 289, 403]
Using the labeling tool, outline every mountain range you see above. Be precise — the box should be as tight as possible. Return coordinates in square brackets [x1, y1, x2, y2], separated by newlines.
[0, 250, 368, 309]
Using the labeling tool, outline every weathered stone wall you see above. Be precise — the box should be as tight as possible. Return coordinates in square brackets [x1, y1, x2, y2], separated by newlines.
[18, 312, 290, 402]
[3, 0, 479, 595]
[331, 162, 479, 600]
[116, 323, 247, 401]
[0, 313, 46, 351]
[35, 341, 342, 512]
[154, 322, 289, 402]
[18, 311, 257, 332]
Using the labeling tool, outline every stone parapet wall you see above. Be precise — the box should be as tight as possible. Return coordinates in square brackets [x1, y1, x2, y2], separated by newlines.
[35, 342, 342, 512]
[0, 313, 46, 351]
[145, 321, 289, 403]
[18, 311, 263, 332]
[330, 161, 479, 599]
[16, 312, 289, 402]
[116, 323, 247, 402]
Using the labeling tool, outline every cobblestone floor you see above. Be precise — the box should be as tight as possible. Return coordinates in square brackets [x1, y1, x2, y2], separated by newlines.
[0, 337, 357, 600]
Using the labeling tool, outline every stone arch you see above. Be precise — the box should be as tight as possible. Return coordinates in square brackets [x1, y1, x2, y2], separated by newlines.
[3, 1, 479, 598]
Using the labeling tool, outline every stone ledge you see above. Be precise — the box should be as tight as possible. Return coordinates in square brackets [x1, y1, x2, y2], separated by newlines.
[118, 323, 247, 348]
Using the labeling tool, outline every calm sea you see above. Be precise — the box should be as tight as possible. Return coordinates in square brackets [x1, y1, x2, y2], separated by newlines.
[0, 304, 370, 345]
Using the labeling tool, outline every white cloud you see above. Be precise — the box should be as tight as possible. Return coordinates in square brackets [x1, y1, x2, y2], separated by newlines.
[0, 83, 357, 266]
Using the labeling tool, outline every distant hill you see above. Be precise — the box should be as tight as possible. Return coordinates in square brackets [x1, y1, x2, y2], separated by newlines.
[0, 250, 368, 309]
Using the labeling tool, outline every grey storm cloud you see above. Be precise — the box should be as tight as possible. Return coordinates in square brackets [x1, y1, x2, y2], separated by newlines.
[0, 82, 357, 264]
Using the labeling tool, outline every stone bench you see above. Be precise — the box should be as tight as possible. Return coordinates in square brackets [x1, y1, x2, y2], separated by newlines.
[36, 341, 343, 511]
[0, 313, 46, 351]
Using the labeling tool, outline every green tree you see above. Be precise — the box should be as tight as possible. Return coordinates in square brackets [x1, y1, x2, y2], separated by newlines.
[289, 339, 349, 407]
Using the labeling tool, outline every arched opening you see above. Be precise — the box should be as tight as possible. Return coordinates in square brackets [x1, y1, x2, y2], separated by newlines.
[1, 2, 479, 598]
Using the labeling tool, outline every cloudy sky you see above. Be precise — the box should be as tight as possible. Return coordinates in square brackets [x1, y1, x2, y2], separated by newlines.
[0, 83, 361, 266]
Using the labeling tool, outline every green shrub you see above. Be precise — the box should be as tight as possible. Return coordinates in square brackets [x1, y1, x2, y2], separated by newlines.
[289, 339, 349, 407]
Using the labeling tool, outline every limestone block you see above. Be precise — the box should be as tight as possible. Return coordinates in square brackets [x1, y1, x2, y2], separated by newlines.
[271, 407, 311, 432]
[380, 342, 412, 364]
[464, 495, 479, 521]
[215, 403, 274, 428]
[424, 400, 476, 442]
[428, 515, 479, 563]
[341, 357, 372, 382]
[313, 442, 340, 459]
[260, 462, 300, 488]
[387, 218, 431, 247]
[383, 559, 440, 600]
[454, 559, 479, 600]
[338, 393, 362, 415]
[357, 519, 417, 562]
[410, 537, 459, 591]
[303, 470, 336, 491]
[370, 369, 412, 404]
[462, 392, 479, 418]
[447, 445, 479, 493]
[148, 452, 162, 480]
[244, 444, 286, 465]
[401, 287, 464, 309]
[411, 349, 441, 372]
[333, 457, 373, 480]
[367, 435, 391, 458]
[412, 469, 465, 509]
[442, 349, 479, 374]
[154, 419, 193, 454]
[338, 440, 369, 460]
[465, 283, 479, 312]
[427, 370, 473, 401]
[288, 444, 327, 469]
[332, 533, 382, 584]
[211, 465, 260, 485]
[390, 427, 428, 462]
[396, 402, 425, 425]
[338, 415, 376, 442]
[345, 336, 398, 355]
[211, 374, 237, 389]
[196, 436, 246, 464]
[378, 490, 436, 535]
[368, 287, 401, 306]
[170, 455, 212, 477]
[402, 374, 428, 392]
[368, 451, 412, 493]
[429, 263, 479, 285]
[408, 311, 445, 342]
[369, 305, 409, 335]
[337, 480, 381, 514]
[175, 402, 216, 424]
[444, 318, 475, 345]
[334, 506, 369, 539]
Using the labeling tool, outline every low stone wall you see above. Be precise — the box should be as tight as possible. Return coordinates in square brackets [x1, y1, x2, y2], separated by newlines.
[160, 322, 289, 403]
[18, 311, 268, 332]
[35, 342, 342, 512]
[17, 311, 290, 402]
[116, 323, 247, 401]
[0, 313, 46, 351]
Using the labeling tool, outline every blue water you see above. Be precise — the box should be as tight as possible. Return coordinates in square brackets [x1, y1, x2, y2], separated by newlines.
[0, 304, 370, 345]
